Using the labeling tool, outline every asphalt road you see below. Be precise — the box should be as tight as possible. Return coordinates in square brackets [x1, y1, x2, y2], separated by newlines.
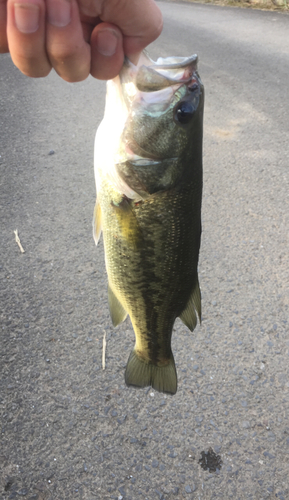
[1, 2, 289, 499]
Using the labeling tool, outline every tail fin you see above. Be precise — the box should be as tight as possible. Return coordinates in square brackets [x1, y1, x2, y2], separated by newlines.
[125, 350, 177, 395]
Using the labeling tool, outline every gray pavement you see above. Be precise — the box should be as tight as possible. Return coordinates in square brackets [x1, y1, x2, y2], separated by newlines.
[0, 2, 289, 499]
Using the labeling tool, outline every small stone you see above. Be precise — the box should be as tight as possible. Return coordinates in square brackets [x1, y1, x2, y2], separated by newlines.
[185, 485, 192, 493]
[48, 150, 55, 155]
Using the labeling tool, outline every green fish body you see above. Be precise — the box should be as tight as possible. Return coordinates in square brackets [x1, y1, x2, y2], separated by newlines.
[94, 53, 204, 394]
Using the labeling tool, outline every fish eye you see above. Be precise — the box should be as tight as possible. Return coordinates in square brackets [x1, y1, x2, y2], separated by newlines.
[189, 83, 199, 92]
[175, 101, 195, 125]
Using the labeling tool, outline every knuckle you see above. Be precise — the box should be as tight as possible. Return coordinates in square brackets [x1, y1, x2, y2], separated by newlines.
[60, 71, 89, 83]
[10, 52, 51, 77]
[48, 43, 90, 81]
[21, 66, 51, 78]
[48, 42, 78, 64]
[18, 55, 51, 77]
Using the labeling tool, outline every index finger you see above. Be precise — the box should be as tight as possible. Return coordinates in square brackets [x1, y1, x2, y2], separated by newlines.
[102, 0, 163, 56]
[80, 0, 163, 56]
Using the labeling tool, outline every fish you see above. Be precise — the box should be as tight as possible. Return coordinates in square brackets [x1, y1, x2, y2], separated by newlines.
[93, 52, 204, 395]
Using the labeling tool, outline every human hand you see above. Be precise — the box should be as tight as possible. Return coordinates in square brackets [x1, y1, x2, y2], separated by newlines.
[0, 0, 163, 81]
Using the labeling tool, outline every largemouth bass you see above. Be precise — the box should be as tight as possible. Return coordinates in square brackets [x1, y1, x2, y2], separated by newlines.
[94, 52, 204, 395]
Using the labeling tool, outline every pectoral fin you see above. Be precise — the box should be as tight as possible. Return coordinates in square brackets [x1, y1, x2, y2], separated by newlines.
[93, 199, 102, 246]
[179, 278, 202, 332]
[112, 196, 142, 250]
[108, 283, 127, 327]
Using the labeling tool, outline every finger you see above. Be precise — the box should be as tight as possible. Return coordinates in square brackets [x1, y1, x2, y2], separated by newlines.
[46, 0, 91, 82]
[90, 22, 124, 80]
[0, 0, 8, 52]
[7, 0, 51, 76]
[101, 0, 163, 57]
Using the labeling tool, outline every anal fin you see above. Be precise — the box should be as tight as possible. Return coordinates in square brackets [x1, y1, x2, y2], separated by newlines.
[179, 277, 201, 332]
[125, 350, 177, 395]
[108, 283, 127, 327]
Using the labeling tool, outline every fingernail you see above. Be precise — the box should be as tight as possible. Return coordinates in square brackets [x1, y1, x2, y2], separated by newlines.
[14, 3, 40, 34]
[97, 29, 118, 57]
[47, 0, 71, 28]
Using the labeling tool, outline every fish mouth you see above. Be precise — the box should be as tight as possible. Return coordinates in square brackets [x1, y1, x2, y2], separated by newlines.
[120, 53, 201, 109]
[121, 53, 199, 93]
[118, 54, 202, 163]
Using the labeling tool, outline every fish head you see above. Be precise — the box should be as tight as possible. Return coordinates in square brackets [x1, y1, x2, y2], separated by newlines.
[114, 53, 204, 196]
[121, 53, 204, 159]
[95, 52, 204, 199]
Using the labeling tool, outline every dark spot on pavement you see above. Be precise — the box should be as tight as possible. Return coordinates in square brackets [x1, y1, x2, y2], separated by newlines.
[198, 447, 222, 472]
